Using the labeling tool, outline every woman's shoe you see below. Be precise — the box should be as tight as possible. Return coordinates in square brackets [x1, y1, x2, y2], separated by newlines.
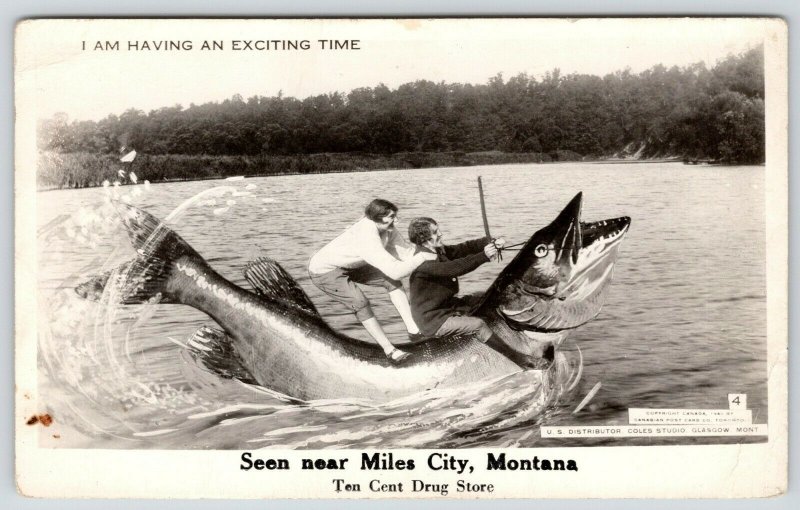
[387, 348, 411, 364]
[407, 332, 427, 344]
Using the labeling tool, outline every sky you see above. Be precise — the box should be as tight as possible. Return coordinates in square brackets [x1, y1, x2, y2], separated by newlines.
[16, 18, 771, 122]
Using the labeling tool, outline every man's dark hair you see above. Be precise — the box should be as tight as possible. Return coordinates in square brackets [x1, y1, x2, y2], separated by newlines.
[364, 198, 398, 222]
[408, 217, 438, 245]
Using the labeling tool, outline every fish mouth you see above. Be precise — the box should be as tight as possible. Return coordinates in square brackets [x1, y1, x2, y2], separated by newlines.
[566, 216, 631, 292]
[579, 216, 631, 257]
[545, 192, 631, 275]
[498, 192, 631, 331]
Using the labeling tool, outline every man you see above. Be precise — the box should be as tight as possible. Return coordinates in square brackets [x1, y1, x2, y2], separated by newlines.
[407, 217, 505, 343]
[308, 199, 436, 363]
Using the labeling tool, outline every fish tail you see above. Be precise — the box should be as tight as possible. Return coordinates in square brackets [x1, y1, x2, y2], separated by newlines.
[75, 202, 203, 304]
[75, 261, 131, 301]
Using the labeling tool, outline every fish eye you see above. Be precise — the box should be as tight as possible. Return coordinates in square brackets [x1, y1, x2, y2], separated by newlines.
[534, 244, 548, 257]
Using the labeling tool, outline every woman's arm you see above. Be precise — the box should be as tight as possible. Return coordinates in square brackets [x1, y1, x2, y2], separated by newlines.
[360, 224, 434, 279]
[385, 228, 415, 262]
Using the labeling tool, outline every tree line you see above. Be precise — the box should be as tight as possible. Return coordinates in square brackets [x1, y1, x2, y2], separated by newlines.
[38, 46, 764, 165]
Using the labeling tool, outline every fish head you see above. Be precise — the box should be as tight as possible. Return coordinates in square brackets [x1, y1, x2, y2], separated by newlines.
[495, 192, 630, 332]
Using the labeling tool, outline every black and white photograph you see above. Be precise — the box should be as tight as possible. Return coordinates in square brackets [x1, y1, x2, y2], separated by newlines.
[15, 18, 787, 498]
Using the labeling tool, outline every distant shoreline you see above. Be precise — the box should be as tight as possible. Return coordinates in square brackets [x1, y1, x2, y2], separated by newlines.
[35, 150, 558, 191]
[36, 151, 722, 192]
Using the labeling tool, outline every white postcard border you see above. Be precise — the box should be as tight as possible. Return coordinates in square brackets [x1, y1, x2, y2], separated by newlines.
[13, 17, 788, 499]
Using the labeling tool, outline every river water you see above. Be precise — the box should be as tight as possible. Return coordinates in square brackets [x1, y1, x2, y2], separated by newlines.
[35, 162, 766, 449]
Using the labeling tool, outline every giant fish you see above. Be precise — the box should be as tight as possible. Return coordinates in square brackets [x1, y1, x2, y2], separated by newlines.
[76, 192, 630, 402]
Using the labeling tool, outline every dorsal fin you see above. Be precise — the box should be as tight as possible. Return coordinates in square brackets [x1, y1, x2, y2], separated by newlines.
[244, 257, 319, 316]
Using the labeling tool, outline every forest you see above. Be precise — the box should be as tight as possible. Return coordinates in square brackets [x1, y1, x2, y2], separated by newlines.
[37, 46, 764, 189]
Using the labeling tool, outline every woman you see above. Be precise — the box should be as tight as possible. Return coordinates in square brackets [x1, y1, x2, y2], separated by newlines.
[308, 199, 436, 363]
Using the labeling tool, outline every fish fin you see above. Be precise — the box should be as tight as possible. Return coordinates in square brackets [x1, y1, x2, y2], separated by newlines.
[244, 257, 319, 316]
[75, 202, 203, 304]
[184, 326, 259, 385]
